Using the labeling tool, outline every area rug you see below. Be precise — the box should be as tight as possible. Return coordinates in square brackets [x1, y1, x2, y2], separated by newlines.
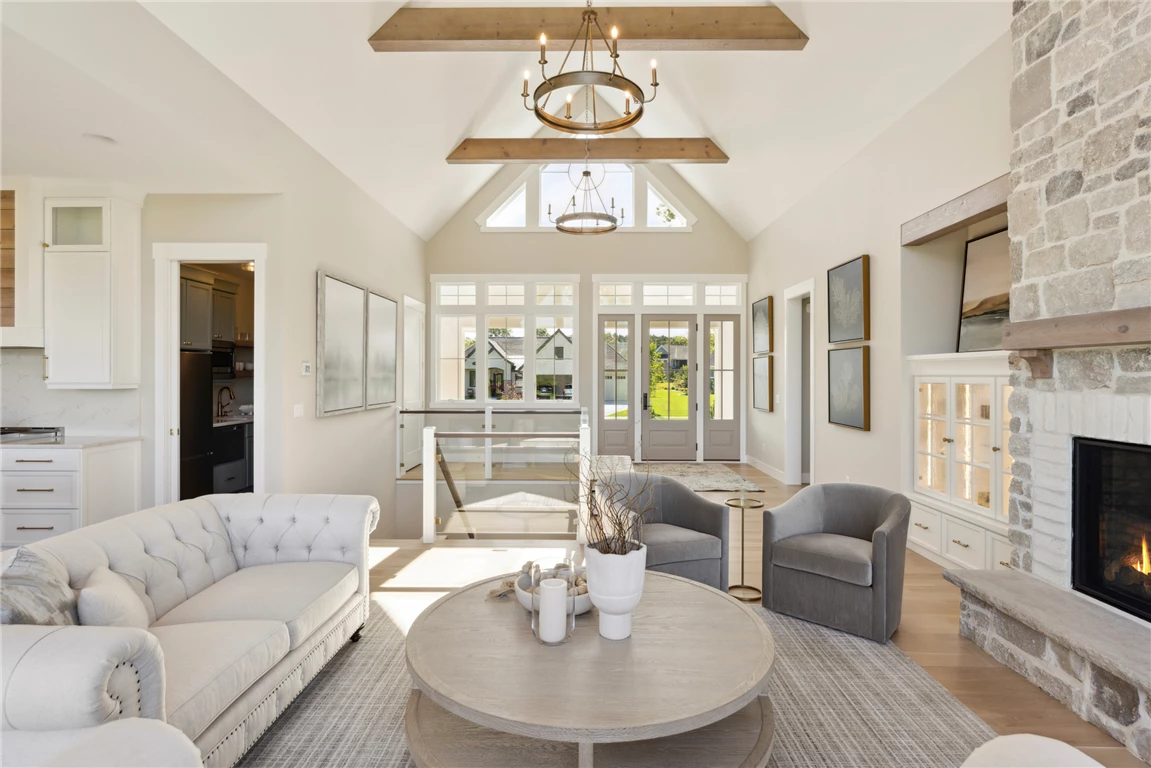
[238, 602, 995, 768]
[633, 462, 764, 492]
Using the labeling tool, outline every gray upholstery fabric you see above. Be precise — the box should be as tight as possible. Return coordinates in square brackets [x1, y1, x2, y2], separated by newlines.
[608, 472, 729, 590]
[763, 483, 910, 642]
[773, 533, 873, 586]
[1, 548, 78, 626]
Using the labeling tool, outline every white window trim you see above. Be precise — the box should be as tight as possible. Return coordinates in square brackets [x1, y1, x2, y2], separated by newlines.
[430, 275, 581, 408]
[475, 164, 696, 233]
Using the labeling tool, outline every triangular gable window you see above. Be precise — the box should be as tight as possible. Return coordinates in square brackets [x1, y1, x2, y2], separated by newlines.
[646, 183, 687, 228]
[486, 183, 526, 228]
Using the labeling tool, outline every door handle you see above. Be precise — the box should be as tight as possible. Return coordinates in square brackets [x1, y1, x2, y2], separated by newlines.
[642, 393, 649, 410]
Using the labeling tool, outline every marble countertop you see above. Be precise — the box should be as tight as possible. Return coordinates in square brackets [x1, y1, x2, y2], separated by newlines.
[213, 417, 254, 428]
[0, 435, 142, 449]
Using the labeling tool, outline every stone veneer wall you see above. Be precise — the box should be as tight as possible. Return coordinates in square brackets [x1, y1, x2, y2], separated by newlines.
[960, 592, 1151, 761]
[1005, 0, 1151, 584]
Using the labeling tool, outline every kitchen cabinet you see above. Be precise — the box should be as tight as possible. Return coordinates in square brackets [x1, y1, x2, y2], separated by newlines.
[181, 276, 213, 352]
[212, 281, 237, 344]
[245, 422, 254, 488]
[42, 197, 140, 388]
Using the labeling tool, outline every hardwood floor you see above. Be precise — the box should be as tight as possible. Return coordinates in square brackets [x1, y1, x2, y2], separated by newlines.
[370, 463, 1141, 766]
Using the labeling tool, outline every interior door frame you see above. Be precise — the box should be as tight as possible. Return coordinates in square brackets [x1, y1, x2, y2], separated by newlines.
[399, 295, 426, 475]
[640, 314, 698, 461]
[783, 278, 816, 485]
[597, 314, 634, 457]
[153, 243, 268, 505]
[703, 313, 741, 461]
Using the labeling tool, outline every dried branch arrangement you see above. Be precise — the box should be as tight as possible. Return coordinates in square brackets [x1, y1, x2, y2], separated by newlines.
[567, 452, 654, 555]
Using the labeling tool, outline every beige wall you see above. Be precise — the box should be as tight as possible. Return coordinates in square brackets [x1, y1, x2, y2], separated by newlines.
[746, 33, 1012, 490]
[426, 163, 749, 409]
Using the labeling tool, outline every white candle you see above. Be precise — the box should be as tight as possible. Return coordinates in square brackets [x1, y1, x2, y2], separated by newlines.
[538, 577, 568, 643]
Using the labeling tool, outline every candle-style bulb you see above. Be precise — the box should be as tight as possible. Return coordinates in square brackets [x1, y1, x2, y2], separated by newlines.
[611, 26, 618, 39]
[651, 59, 657, 70]
[524, 70, 530, 81]
[540, 33, 547, 45]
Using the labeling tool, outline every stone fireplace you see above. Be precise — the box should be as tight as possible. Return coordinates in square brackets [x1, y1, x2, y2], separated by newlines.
[1071, 437, 1151, 621]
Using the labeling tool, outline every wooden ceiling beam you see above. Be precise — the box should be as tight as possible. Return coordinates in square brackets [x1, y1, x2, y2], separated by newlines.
[370, 6, 807, 53]
[447, 138, 729, 164]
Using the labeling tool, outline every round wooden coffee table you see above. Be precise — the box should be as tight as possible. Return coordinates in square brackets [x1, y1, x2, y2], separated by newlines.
[405, 571, 776, 767]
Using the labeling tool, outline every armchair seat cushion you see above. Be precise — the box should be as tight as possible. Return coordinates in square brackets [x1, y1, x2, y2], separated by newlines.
[773, 533, 873, 587]
[151, 562, 356, 650]
[644, 523, 722, 567]
[152, 620, 289, 741]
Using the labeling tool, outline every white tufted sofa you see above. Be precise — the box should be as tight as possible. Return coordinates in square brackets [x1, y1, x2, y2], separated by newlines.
[1, 493, 380, 768]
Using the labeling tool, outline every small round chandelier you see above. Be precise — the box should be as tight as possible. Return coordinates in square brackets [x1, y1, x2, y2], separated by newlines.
[547, 151, 625, 235]
[521, 1, 659, 135]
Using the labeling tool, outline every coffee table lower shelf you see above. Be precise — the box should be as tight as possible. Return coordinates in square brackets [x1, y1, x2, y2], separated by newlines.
[405, 689, 775, 768]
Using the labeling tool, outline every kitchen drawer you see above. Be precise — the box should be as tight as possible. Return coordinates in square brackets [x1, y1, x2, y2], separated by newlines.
[213, 459, 247, 494]
[2, 510, 76, 546]
[1, 472, 79, 509]
[989, 534, 1014, 571]
[1, 449, 81, 472]
[942, 516, 986, 570]
[908, 504, 941, 553]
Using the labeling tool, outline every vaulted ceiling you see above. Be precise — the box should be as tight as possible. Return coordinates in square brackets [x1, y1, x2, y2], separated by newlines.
[4, 2, 1011, 242]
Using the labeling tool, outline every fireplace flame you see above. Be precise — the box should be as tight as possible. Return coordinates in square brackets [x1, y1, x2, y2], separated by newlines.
[1142, 535, 1150, 576]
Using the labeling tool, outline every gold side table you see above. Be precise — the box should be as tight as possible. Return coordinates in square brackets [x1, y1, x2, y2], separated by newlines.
[725, 497, 765, 603]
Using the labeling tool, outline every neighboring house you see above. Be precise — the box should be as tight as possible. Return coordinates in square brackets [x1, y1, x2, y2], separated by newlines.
[655, 343, 690, 371]
[465, 337, 524, 397]
[603, 339, 629, 413]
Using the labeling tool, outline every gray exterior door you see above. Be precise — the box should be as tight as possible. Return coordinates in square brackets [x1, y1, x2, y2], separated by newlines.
[598, 315, 633, 457]
[641, 315, 696, 461]
[703, 315, 741, 461]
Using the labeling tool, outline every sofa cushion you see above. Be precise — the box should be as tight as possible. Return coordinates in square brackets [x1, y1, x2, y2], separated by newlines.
[151, 620, 289, 741]
[1, 547, 78, 626]
[151, 562, 357, 649]
[644, 523, 722, 567]
[773, 533, 873, 587]
[78, 567, 149, 629]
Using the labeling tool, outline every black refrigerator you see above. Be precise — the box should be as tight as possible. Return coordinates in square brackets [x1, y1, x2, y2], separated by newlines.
[180, 351, 214, 500]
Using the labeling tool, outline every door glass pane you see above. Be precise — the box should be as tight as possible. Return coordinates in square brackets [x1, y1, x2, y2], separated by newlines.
[52, 206, 103, 246]
[957, 464, 992, 509]
[917, 382, 947, 418]
[648, 320, 690, 421]
[956, 424, 992, 466]
[955, 383, 992, 422]
[917, 453, 947, 495]
[536, 315, 573, 400]
[439, 316, 476, 401]
[918, 418, 947, 455]
[486, 316, 524, 400]
[708, 320, 735, 421]
[603, 320, 629, 419]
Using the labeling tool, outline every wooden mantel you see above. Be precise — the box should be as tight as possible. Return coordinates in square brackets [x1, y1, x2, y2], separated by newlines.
[1001, 308, 1151, 378]
[901, 174, 1010, 247]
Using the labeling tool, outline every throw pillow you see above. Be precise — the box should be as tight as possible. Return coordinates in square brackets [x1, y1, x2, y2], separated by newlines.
[0, 547, 78, 625]
[78, 567, 149, 629]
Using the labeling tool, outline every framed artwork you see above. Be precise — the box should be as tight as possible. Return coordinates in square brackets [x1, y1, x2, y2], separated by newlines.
[827, 255, 870, 344]
[317, 271, 367, 417]
[957, 229, 1010, 353]
[752, 297, 773, 354]
[828, 345, 869, 431]
[753, 355, 773, 412]
[366, 291, 398, 408]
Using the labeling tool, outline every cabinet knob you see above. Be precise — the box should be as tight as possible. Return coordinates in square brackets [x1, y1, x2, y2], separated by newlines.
[992, 446, 1001, 452]
[942, 437, 954, 444]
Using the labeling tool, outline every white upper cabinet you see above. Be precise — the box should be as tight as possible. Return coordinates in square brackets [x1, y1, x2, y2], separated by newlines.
[42, 196, 140, 389]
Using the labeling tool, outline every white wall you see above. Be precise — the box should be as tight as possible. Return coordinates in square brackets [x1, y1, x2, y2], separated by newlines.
[746, 33, 1012, 490]
[427, 162, 749, 408]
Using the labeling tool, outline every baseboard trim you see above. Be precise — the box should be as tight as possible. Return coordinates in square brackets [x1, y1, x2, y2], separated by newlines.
[743, 454, 785, 483]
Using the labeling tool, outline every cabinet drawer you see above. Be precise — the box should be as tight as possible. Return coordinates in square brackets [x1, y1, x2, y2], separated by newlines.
[2, 510, 76, 546]
[213, 459, 247, 494]
[990, 534, 1014, 571]
[942, 516, 986, 569]
[908, 504, 941, 553]
[1, 472, 79, 509]
[1, 450, 81, 472]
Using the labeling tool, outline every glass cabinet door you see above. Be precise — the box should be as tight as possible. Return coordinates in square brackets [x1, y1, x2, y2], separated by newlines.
[998, 378, 1013, 521]
[915, 379, 949, 498]
[44, 200, 109, 250]
[953, 379, 994, 513]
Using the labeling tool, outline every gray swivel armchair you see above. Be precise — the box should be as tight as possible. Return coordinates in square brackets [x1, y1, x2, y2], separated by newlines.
[610, 472, 729, 591]
[761, 483, 910, 642]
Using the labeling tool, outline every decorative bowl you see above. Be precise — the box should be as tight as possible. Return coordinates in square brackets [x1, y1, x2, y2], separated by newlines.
[515, 568, 592, 616]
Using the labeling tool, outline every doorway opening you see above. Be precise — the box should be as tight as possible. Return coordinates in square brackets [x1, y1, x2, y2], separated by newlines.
[784, 279, 815, 485]
[641, 315, 696, 461]
[153, 243, 267, 505]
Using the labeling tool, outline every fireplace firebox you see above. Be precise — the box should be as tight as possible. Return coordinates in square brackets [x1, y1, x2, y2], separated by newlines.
[1072, 437, 1151, 622]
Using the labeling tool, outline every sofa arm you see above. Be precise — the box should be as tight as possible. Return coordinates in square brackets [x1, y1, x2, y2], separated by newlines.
[208, 494, 381, 596]
[871, 493, 911, 641]
[1, 625, 165, 731]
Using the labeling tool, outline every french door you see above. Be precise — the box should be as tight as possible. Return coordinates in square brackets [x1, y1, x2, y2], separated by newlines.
[703, 315, 740, 461]
[598, 315, 633, 456]
[641, 315, 697, 461]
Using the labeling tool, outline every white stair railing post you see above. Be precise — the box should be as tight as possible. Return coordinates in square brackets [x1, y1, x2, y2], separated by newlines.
[422, 426, 437, 544]
[578, 422, 591, 545]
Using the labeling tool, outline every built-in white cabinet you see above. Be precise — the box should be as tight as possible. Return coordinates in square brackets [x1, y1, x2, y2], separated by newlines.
[906, 352, 1014, 571]
[42, 197, 140, 388]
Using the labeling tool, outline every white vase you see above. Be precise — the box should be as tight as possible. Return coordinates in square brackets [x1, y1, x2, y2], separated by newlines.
[584, 544, 647, 640]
